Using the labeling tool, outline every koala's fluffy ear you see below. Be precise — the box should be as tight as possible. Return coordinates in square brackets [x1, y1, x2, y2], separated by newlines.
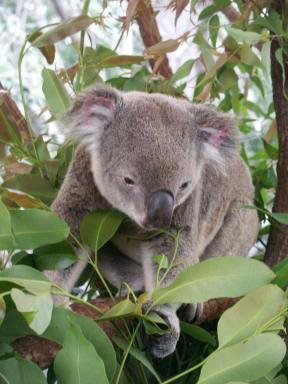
[63, 84, 122, 148]
[192, 105, 238, 169]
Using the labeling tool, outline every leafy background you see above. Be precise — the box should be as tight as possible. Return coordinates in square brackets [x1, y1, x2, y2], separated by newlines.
[0, 0, 288, 383]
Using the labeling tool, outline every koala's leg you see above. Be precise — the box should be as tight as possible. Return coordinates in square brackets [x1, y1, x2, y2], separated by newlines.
[98, 244, 144, 293]
[142, 231, 197, 358]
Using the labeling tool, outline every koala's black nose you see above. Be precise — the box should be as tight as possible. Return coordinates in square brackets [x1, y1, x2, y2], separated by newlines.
[147, 190, 174, 229]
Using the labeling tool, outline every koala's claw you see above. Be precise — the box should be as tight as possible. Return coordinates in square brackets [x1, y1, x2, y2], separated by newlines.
[178, 303, 204, 323]
[142, 305, 180, 359]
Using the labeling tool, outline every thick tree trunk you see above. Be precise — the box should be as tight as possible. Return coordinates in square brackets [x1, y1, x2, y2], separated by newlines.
[265, 1, 288, 267]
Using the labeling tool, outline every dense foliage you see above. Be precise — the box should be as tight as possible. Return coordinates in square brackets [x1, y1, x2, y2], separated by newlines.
[0, 1, 288, 383]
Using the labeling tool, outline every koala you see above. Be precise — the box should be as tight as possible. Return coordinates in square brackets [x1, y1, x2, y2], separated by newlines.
[45, 84, 259, 358]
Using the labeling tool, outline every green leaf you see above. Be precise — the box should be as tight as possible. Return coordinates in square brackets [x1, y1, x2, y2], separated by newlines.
[10, 209, 70, 250]
[42, 68, 70, 118]
[0, 357, 47, 384]
[273, 258, 288, 288]
[33, 241, 77, 270]
[32, 16, 94, 47]
[170, 59, 194, 83]
[3, 174, 57, 204]
[100, 299, 136, 321]
[100, 55, 145, 68]
[197, 334, 286, 384]
[209, 15, 220, 47]
[80, 209, 125, 252]
[198, 4, 217, 20]
[263, 140, 278, 160]
[226, 27, 262, 45]
[54, 322, 109, 384]
[113, 336, 162, 383]
[180, 322, 217, 346]
[240, 44, 262, 67]
[270, 212, 288, 225]
[0, 198, 14, 250]
[261, 41, 271, 78]
[0, 265, 51, 295]
[218, 285, 287, 348]
[152, 257, 275, 305]
[43, 308, 116, 381]
[0, 310, 34, 343]
[153, 254, 168, 270]
[11, 288, 53, 334]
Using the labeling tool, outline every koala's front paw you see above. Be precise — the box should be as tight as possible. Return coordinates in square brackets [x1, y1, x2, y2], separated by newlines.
[143, 305, 180, 359]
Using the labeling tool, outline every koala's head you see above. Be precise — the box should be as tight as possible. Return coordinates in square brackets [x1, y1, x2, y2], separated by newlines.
[65, 85, 237, 230]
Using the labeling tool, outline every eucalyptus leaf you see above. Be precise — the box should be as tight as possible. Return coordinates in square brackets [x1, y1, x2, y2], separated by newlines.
[32, 16, 94, 47]
[11, 288, 53, 334]
[113, 336, 162, 383]
[0, 357, 47, 384]
[0, 198, 14, 250]
[43, 308, 116, 381]
[80, 209, 125, 252]
[152, 257, 274, 305]
[170, 59, 194, 83]
[54, 322, 109, 384]
[226, 27, 262, 45]
[3, 174, 57, 204]
[42, 68, 70, 117]
[218, 284, 287, 348]
[0, 265, 51, 295]
[100, 299, 136, 320]
[33, 241, 77, 270]
[273, 258, 288, 288]
[10, 209, 70, 250]
[197, 334, 286, 384]
[180, 322, 216, 346]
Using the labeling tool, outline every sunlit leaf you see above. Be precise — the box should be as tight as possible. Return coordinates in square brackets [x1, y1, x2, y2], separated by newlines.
[226, 27, 262, 45]
[0, 265, 51, 295]
[218, 285, 287, 348]
[100, 299, 136, 321]
[152, 257, 274, 305]
[197, 334, 286, 384]
[11, 288, 53, 334]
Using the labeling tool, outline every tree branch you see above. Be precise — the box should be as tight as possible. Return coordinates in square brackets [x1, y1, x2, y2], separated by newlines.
[11, 297, 237, 369]
[135, 0, 173, 79]
[265, 0, 288, 267]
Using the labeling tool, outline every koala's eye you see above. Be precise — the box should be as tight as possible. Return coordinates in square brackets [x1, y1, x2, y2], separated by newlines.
[124, 177, 135, 186]
[180, 181, 189, 190]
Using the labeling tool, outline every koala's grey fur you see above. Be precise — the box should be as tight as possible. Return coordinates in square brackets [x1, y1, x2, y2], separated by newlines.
[45, 85, 259, 358]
